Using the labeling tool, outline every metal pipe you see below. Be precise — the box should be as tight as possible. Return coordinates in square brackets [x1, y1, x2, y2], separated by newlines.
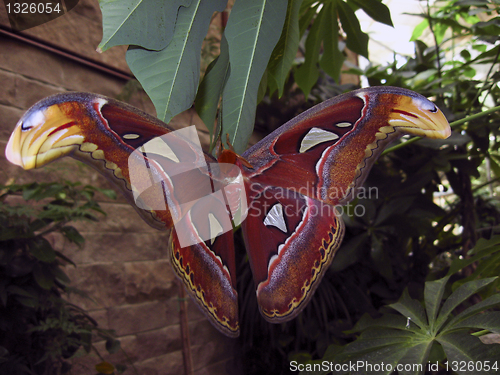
[0, 24, 133, 81]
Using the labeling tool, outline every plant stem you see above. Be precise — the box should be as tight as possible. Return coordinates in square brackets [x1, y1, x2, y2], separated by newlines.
[178, 281, 193, 375]
[469, 46, 500, 116]
[471, 329, 489, 337]
[473, 176, 500, 193]
[451, 105, 500, 129]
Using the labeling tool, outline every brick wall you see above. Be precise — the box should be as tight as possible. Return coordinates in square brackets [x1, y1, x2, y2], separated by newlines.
[0, 1, 237, 374]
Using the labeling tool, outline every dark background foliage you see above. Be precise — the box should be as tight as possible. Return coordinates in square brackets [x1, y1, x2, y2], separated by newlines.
[0, 183, 123, 374]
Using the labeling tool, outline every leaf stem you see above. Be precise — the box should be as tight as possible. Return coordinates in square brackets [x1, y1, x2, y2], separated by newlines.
[450, 105, 500, 129]
[468, 46, 500, 116]
[471, 329, 489, 337]
[426, 0, 442, 89]
[472, 176, 500, 193]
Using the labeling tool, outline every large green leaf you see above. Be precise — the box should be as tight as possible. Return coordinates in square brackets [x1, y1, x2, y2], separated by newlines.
[298, 2, 317, 37]
[221, 0, 288, 153]
[397, 342, 433, 375]
[195, 35, 230, 147]
[347, 0, 393, 27]
[337, 331, 414, 375]
[126, 0, 226, 122]
[98, 0, 191, 52]
[424, 276, 450, 329]
[437, 332, 500, 375]
[337, 0, 369, 58]
[296, 0, 372, 94]
[435, 277, 497, 331]
[295, 3, 324, 98]
[446, 294, 500, 329]
[319, 2, 343, 83]
[388, 289, 428, 329]
[351, 313, 411, 331]
[267, 0, 303, 97]
[450, 311, 500, 331]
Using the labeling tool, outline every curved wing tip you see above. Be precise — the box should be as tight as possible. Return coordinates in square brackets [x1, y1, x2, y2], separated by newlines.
[5, 127, 22, 167]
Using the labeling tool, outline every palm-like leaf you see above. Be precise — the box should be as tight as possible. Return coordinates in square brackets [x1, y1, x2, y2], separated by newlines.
[304, 275, 500, 375]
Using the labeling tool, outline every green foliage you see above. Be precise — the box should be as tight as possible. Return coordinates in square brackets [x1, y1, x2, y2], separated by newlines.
[352, 0, 500, 119]
[294, 0, 392, 97]
[217, 0, 289, 150]
[0, 182, 122, 374]
[125, 0, 227, 124]
[98, 0, 391, 153]
[98, 0, 191, 52]
[267, 0, 303, 98]
[449, 236, 500, 292]
[310, 275, 500, 375]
